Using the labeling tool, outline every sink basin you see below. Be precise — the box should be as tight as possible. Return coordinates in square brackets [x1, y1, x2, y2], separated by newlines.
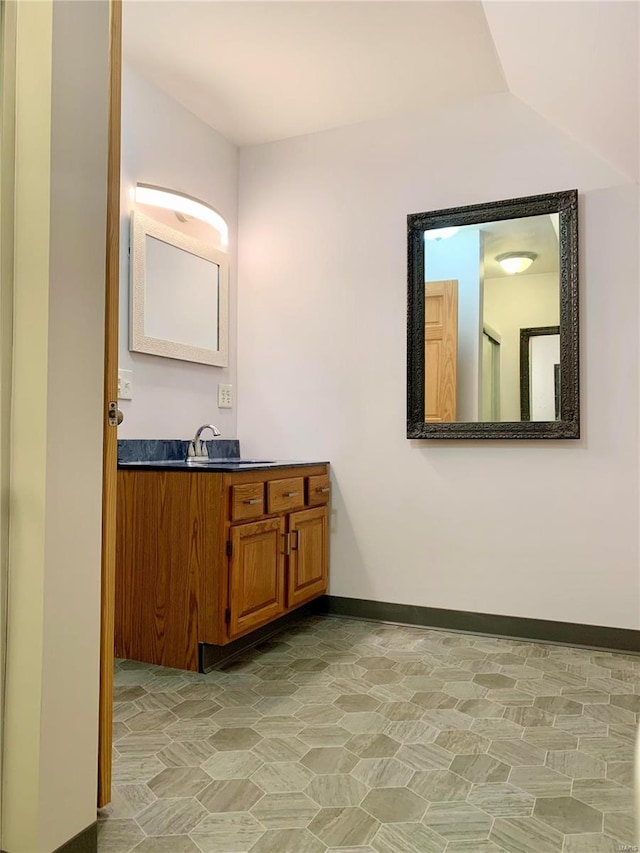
[226, 461, 275, 467]
[119, 458, 281, 469]
[186, 458, 275, 466]
[210, 458, 274, 464]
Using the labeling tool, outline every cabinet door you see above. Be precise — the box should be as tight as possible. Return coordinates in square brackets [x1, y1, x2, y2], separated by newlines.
[288, 507, 328, 608]
[229, 517, 286, 640]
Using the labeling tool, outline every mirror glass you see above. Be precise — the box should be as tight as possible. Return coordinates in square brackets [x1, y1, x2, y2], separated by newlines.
[424, 213, 559, 423]
[144, 235, 220, 351]
[407, 190, 579, 439]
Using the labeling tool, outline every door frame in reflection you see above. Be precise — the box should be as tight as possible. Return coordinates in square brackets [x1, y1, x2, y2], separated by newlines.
[520, 325, 560, 421]
[482, 325, 502, 422]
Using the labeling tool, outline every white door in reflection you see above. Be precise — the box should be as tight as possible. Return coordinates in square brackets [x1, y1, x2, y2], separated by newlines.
[530, 333, 560, 421]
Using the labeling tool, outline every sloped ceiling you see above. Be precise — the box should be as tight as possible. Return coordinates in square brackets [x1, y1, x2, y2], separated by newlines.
[122, 1, 507, 145]
[483, 1, 639, 181]
[122, 0, 639, 178]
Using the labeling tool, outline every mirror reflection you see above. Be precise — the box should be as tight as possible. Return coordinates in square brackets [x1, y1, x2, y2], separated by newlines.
[144, 234, 220, 351]
[423, 213, 560, 423]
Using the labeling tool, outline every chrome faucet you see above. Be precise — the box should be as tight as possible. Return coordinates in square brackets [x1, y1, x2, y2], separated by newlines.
[187, 424, 221, 460]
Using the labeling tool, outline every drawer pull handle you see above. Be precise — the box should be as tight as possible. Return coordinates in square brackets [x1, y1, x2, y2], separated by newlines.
[243, 498, 262, 505]
[316, 487, 330, 494]
[283, 491, 299, 498]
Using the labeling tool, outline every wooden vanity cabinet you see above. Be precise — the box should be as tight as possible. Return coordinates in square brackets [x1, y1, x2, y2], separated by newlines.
[115, 464, 329, 671]
[226, 473, 328, 642]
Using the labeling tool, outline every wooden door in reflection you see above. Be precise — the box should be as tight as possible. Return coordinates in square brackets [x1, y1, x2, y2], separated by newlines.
[425, 279, 458, 422]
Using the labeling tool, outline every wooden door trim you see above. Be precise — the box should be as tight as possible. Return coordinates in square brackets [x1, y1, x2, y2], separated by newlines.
[98, 0, 121, 809]
[0, 1, 17, 834]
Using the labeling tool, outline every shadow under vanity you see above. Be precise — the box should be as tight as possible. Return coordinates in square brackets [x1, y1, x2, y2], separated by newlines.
[115, 439, 330, 672]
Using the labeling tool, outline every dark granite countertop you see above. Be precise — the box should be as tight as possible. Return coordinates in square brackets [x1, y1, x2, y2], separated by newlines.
[117, 439, 328, 472]
[118, 459, 328, 472]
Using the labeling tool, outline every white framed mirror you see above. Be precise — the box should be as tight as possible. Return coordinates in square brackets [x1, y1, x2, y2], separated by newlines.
[130, 211, 229, 366]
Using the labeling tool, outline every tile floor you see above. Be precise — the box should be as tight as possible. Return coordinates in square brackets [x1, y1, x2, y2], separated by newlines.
[99, 616, 639, 852]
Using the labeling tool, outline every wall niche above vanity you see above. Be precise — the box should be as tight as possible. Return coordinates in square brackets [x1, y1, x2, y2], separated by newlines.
[407, 189, 579, 439]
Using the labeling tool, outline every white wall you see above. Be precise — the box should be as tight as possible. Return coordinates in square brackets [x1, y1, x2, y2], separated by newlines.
[484, 272, 560, 420]
[119, 62, 238, 440]
[3, 2, 109, 850]
[483, 1, 639, 182]
[238, 92, 640, 630]
[425, 231, 483, 421]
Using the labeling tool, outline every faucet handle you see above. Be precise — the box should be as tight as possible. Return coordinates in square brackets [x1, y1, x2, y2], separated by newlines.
[187, 439, 209, 459]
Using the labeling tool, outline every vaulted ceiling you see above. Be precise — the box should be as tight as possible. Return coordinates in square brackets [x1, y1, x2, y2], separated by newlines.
[123, 1, 639, 180]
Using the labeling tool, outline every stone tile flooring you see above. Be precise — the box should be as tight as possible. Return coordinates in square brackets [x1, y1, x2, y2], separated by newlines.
[99, 617, 639, 852]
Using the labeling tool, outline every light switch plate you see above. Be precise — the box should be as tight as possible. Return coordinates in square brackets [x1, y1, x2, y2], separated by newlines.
[118, 369, 133, 400]
[218, 383, 233, 408]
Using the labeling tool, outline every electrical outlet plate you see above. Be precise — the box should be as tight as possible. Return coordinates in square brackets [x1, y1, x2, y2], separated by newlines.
[218, 383, 233, 408]
[118, 369, 133, 400]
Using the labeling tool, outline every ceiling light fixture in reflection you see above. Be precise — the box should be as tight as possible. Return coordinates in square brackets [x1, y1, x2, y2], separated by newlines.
[424, 227, 459, 241]
[496, 251, 538, 274]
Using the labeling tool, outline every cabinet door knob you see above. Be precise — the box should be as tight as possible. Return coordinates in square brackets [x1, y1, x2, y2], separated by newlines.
[243, 498, 262, 505]
[316, 487, 330, 494]
[283, 491, 299, 498]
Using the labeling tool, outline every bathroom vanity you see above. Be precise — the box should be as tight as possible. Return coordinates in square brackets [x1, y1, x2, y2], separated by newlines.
[115, 442, 330, 671]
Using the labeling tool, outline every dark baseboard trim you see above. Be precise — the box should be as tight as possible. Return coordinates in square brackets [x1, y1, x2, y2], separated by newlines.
[322, 596, 640, 654]
[199, 598, 325, 671]
[53, 822, 97, 853]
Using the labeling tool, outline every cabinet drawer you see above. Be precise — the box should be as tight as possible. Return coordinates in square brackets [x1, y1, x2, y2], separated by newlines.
[307, 474, 331, 506]
[231, 483, 265, 521]
[267, 477, 305, 514]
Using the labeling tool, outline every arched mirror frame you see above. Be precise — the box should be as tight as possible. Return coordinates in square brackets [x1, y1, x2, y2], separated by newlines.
[407, 189, 579, 439]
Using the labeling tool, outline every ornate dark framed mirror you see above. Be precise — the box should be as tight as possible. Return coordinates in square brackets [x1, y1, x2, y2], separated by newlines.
[407, 190, 579, 439]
